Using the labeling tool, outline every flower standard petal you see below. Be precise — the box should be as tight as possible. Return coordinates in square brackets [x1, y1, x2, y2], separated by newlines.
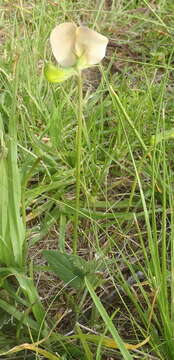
[75, 26, 108, 66]
[50, 22, 77, 67]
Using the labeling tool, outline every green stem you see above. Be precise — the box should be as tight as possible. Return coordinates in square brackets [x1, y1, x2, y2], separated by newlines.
[73, 71, 83, 253]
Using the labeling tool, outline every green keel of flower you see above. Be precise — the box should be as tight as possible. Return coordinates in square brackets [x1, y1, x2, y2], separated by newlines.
[75, 51, 89, 71]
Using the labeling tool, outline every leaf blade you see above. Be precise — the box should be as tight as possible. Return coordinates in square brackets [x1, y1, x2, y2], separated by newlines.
[43, 250, 85, 289]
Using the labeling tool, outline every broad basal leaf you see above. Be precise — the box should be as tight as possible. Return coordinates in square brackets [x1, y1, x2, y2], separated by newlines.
[43, 251, 86, 289]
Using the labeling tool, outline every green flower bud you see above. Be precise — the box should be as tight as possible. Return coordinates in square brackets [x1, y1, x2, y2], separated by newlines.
[44, 63, 76, 83]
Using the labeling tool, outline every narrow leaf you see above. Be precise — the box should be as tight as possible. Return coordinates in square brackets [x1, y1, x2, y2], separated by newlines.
[0, 342, 61, 359]
[85, 277, 133, 360]
[69, 333, 150, 351]
[0, 299, 39, 331]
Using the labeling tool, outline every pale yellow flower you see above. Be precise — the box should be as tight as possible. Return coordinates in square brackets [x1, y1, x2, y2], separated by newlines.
[50, 22, 108, 69]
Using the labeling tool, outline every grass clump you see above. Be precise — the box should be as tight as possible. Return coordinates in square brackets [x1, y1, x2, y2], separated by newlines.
[1, 0, 174, 359]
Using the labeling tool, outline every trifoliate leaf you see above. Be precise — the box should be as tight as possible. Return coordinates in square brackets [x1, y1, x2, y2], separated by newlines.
[44, 63, 75, 83]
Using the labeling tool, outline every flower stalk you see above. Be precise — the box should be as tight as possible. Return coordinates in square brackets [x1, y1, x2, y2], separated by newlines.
[73, 70, 83, 253]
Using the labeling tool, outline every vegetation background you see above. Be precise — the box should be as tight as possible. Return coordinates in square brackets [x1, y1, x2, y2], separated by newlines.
[0, 0, 174, 359]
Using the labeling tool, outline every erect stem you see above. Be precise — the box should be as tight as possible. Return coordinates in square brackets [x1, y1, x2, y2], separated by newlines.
[73, 70, 83, 254]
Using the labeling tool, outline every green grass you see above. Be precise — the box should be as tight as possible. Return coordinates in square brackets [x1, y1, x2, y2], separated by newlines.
[1, 0, 174, 359]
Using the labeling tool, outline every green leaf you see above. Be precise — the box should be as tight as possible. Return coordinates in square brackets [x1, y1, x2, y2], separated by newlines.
[0, 84, 24, 268]
[14, 270, 46, 327]
[0, 267, 46, 331]
[0, 298, 39, 331]
[43, 251, 86, 289]
[44, 63, 75, 83]
[85, 277, 133, 360]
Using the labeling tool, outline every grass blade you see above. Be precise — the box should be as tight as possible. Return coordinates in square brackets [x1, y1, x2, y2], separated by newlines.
[85, 277, 133, 360]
